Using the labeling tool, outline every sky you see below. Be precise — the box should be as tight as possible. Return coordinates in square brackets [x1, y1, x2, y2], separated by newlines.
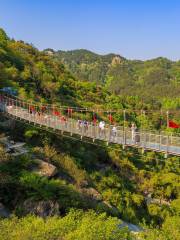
[0, 0, 180, 60]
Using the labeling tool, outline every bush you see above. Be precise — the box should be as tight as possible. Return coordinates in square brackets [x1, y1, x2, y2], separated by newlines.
[0, 209, 133, 240]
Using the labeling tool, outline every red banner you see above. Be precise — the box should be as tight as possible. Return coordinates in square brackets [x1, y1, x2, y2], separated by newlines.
[53, 110, 61, 116]
[168, 120, 180, 128]
[67, 108, 73, 117]
[108, 113, 113, 124]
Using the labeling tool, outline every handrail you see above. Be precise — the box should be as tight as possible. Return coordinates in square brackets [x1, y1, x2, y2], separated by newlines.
[0, 93, 180, 156]
[2, 92, 180, 115]
[1, 93, 180, 136]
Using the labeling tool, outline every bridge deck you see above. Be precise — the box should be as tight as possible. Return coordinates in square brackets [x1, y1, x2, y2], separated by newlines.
[0, 100, 180, 157]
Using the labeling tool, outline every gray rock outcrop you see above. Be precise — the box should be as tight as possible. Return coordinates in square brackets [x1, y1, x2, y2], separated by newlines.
[21, 199, 60, 217]
[31, 159, 58, 177]
[81, 187, 102, 201]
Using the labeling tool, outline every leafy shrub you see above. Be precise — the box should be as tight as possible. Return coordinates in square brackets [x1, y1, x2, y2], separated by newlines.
[0, 209, 133, 240]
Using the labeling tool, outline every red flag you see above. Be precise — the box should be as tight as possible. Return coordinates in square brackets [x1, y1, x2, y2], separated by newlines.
[67, 108, 73, 117]
[92, 113, 97, 124]
[168, 120, 180, 128]
[30, 106, 35, 111]
[53, 110, 60, 116]
[56, 111, 60, 116]
[108, 113, 113, 124]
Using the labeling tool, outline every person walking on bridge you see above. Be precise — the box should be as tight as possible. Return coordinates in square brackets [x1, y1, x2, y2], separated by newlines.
[111, 125, 117, 142]
[99, 121, 105, 138]
[83, 120, 88, 133]
[131, 123, 137, 143]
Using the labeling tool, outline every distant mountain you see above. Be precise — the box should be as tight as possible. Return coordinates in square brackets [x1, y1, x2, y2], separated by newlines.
[54, 49, 180, 99]
[55, 49, 125, 84]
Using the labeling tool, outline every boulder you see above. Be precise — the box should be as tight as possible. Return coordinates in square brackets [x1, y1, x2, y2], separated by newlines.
[119, 222, 142, 232]
[145, 196, 170, 206]
[31, 159, 57, 177]
[79, 179, 88, 188]
[0, 203, 10, 218]
[111, 56, 122, 66]
[21, 199, 60, 217]
[81, 187, 102, 201]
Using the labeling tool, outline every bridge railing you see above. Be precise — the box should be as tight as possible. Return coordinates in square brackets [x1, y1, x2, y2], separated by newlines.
[1, 94, 180, 156]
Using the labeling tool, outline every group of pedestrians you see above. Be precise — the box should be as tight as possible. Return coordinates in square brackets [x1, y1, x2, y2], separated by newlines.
[76, 119, 118, 141]
[24, 102, 140, 143]
[1, 95, 140, 143]
[77, 120, 89, 133]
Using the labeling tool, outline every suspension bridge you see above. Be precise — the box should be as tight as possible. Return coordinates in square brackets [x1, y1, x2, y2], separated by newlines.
[0, 93, 180, 157]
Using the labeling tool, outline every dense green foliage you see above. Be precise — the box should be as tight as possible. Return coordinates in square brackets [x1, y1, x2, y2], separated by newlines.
[0, 29, 105, 108]
[0, 211, 179, 240]
[139, 216, 180, 240]
[0, 210, 133, 240]
[55, 49, 124, 84]
[0, 28, 180, 239]
[56, 49, 180, 108]
[53, 50, 180, 116]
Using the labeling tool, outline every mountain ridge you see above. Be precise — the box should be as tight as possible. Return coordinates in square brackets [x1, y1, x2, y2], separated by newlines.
[44, 48, 177, 62]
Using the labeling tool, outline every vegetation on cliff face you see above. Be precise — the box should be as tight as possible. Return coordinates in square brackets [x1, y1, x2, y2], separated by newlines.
[0, 28, 180, 239]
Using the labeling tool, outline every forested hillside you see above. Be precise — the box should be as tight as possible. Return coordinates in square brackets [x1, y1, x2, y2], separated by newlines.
[55, 49, 180, 102]
[54, 49, 124, 84]
[0, 28, 180, 240]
